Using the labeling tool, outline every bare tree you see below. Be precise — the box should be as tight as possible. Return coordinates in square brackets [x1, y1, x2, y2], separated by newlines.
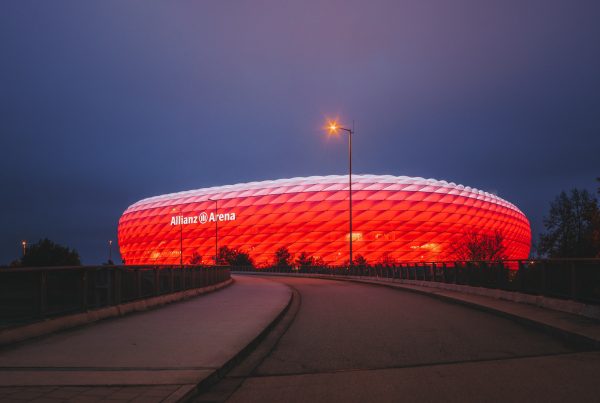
[189, 252, 202, 265]
[454, 231, 507, 262]
[295, 252, 314, 268]
[217, 246, 254, 267]
[353, 254, 368, 268]
[379, 253, 396, 265]
[539, 189, 600, 258]
[273, 246, 293, 268]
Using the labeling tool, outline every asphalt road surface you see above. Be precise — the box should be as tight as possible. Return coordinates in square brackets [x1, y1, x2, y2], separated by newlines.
[198, 276, 600, 403]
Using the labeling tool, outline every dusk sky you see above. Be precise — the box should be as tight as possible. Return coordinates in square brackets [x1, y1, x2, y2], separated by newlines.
[1, 0, 599, 264]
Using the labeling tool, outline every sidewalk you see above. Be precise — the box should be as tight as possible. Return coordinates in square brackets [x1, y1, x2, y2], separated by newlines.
[0, 275, 292, 402]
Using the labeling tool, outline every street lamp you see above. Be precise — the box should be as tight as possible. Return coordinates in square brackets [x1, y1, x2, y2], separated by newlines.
[209, 198, 218, 265]
[108, 240, 113, 263]
[327, 120, 354, 268]
[172, 207, 183, 266]
[21, 240, 27, 257]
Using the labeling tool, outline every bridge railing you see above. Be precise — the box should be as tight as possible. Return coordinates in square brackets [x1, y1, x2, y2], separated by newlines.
[233, 259, 600, 305]
[0, 265, 230, 326]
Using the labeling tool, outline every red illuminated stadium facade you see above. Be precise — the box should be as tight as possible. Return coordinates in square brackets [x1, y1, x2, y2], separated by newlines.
[117, 175, 531, 266]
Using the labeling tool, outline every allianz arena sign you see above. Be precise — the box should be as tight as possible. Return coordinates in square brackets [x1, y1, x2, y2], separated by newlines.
[118, 174, 531, 266]
[170, 212, 237, 226]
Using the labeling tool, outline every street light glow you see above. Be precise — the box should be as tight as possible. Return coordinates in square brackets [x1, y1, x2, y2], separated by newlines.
[328, 121, 338, 133]
[325, 118, 345, 135]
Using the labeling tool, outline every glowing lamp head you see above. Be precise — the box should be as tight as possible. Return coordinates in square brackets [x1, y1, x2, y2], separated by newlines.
[327, 121, 339, 135]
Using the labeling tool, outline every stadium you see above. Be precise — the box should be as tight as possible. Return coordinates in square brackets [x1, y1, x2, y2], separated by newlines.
[117, 175, 531, 266]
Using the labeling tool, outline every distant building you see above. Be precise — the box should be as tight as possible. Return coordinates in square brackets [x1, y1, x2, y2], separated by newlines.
[118, 175, 531, 266]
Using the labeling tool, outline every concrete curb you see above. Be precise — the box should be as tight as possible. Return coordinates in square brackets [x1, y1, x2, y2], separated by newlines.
[165, 384, 198, 403]
[383, 278, 600, 320]
[235, 272, 600, 350]
[180, 279, 296, 402]
[0, 278, 234, 347]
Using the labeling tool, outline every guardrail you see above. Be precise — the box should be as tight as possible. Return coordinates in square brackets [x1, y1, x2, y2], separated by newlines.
[233, 259, 600, 305]
[0, 265, 230, 326]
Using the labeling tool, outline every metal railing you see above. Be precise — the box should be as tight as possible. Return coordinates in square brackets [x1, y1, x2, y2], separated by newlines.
[0, 265, 230, 326]
[233, 259, 600, 305]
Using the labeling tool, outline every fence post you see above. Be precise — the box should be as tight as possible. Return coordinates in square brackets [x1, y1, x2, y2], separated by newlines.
[105, 267, 112, 307]
[541, 261, 547, 296]
[81, 269, 88, 311]
[495, 263, 502, 290]
[39, 271, 47, 317]
[466, 262, 471, 285]
[169, 268, 174, 293]
[570, 261, 577, 300]
[154, 269, 160, 296]
[114, 268, 122, 304]
[454, 263, 459, 284]
[516, 261, 524, 293]
[136, 269, 142, 299]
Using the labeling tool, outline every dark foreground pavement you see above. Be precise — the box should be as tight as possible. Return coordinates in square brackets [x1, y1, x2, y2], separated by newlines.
[203, 276, 600, 403]
[0, 276, 291, 402]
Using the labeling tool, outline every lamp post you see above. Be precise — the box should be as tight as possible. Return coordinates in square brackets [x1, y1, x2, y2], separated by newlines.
[108, 240, 113, 263]
[327, 120, 354, 268]
[172, 207, 183, 266]
[209, 198, 218, 265]
[179, 210, 183, 267]
[21, 240, 27, 257]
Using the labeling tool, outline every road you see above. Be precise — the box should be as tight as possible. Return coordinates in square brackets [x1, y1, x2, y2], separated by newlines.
[199, 275, 600, 403]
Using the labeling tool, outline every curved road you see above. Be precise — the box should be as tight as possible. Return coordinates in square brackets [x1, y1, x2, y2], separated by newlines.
[198, 275, 600, 403]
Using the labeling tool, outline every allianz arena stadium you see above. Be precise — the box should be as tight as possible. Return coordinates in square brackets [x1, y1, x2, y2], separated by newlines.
[117, 175, 531, 266]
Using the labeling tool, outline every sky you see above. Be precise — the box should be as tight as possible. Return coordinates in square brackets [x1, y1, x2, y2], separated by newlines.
[1, 0, 599, 264]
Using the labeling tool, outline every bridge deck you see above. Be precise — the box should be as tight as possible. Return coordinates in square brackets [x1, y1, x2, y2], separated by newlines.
[0, 276, 291, 402]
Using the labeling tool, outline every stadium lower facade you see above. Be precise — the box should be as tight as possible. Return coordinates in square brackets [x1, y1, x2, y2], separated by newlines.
[117, 175, 531, 266]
